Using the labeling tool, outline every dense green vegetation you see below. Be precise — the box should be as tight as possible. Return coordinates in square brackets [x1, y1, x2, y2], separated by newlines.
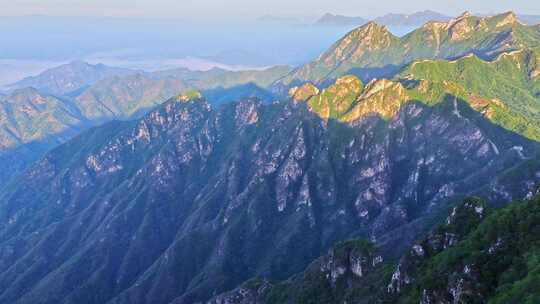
[399, 193, 540, 303]
[214, 194, 540, 304]
[401, 48, 540, 140]
[292, 46, 540, 141]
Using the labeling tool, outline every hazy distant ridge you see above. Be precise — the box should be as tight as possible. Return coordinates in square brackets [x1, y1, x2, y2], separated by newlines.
[315, 10, 540, 26]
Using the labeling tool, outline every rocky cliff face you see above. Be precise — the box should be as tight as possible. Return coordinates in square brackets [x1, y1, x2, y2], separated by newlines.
[0, 83, 537, 303]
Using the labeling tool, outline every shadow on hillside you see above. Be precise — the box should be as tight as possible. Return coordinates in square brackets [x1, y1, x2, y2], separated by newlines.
[202, 82, 276, 105]
[0, 125, 88, 191]
[344, 64, 401, 83]
[271, 64, 402, 94]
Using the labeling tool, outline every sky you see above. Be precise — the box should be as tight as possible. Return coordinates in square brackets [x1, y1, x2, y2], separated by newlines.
[1, 0, 540, 20]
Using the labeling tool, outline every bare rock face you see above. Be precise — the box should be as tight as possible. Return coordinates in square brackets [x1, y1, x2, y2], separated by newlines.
[288, 83, 319, 103]
[0, 92, 537, 304]
[446, 11, 482, 41]
[176, 90, 203, 103]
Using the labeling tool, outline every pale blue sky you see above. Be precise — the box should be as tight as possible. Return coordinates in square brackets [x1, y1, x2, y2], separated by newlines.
[1, 0, 539, 19]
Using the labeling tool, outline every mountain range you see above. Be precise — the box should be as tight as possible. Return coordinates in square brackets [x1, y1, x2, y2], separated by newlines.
[315, 10, 451, 27]
[0, 10, 539, 304]
[6, 61, 138, 96]
[315, 10, 540, 27]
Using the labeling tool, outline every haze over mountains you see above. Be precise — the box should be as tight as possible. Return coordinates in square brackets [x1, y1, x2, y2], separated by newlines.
[315, 10, 540, 27]
[0, 9, 540, 304]
[315, 10, 451, 27]
[0, 16, 354, 86]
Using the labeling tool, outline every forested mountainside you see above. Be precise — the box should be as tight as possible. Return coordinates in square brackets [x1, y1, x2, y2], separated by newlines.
[210, 193, 540, 304]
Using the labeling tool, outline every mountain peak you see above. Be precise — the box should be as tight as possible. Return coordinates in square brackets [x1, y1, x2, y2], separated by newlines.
[288, 83, 319, 103]
[67, 60, 91, 67]
[499, 11, 518, 19]
[447, 11, 474, 26]
[489, 11, 520, 27]
[361, 21, 389, 33]
[459, 11, 473, 19]
[9, 61, 136, 96]
[343, 21, 393, 47]
[175, 90, 203, 103]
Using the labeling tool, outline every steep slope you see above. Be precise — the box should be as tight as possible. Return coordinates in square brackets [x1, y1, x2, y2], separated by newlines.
[0, 82, 537, 303]
[8, 61, 136, 95]
[279, 11, 540, 86]
[208, 197, 488, 303]
[211, 193, 540, 304]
